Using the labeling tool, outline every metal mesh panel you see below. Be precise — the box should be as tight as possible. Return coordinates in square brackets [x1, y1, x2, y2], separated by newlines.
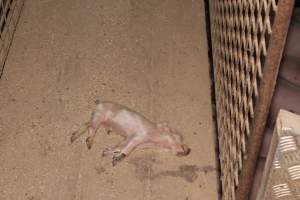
[209, 0, 294, 199]
[257, 110, 300, 200]
[0, 0, 24, 78]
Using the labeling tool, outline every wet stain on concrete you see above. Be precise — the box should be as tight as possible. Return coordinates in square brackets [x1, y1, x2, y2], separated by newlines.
[129, 154, 215, 183]
[38, 139, 54, 157]
[95, 165, 106, 175]
[152, 164, 215, 183]
[152, 165, 199, 182]
[129, 154, 157, 181]
[25, 193, 35, 200]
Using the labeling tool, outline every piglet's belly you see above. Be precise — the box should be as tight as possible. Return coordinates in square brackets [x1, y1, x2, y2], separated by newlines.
[110, 110, 149, 136]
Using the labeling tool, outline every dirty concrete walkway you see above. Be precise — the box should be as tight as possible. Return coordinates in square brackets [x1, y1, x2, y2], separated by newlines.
[0, 0, 218, 199]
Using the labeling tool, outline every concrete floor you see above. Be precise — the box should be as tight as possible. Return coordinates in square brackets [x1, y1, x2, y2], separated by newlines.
[0, 0, 218, 199]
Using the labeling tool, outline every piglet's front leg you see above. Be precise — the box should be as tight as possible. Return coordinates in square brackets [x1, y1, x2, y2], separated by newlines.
[104, 135, 146, 166]
[70, 122, 90, 144]
[86, 126, 99, 150]
[102, 139, 129, 157]
[102, 146, 126, 166]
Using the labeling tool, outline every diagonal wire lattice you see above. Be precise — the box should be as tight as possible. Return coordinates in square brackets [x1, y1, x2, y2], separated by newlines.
[0, 0, 24, 79]
[209, 0, 293, 199]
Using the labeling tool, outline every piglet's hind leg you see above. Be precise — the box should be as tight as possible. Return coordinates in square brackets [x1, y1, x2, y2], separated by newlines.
[85, 111, 103, 149]
[112, 136, 144, 166]
[70, 123, 89, 143]
[102, 136, 133, 157]
[86, 127, 99, 150]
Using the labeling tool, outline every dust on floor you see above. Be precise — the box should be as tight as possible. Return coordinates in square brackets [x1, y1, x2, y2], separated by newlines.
[0, 0, 218, 199]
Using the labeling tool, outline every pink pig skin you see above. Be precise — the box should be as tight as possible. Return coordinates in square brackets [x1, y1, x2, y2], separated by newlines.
[71, 101, 190, 166]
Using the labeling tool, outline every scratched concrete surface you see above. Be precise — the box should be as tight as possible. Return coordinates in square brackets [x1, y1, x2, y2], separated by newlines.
[0, 0, 218, 199]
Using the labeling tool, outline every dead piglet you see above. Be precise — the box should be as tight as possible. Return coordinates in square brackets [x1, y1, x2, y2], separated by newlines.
[70, 101, 191, 166]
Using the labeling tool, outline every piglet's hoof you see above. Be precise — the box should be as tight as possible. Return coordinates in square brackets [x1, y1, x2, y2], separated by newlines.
[86, 137, 93, 150]
[102, 148, 112, 157]
[102, 148, 121, 157]
[70, 131, 79, 143]
[112, 153, 126, 166]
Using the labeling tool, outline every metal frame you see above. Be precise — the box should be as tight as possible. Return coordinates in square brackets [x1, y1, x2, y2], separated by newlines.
[236, 1, 294, 199]
[0, 0, 24, 78]
[209, 0, 294, 199]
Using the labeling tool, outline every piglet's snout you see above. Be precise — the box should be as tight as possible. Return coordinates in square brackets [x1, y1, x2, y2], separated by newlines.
[176, 144, 191, 157]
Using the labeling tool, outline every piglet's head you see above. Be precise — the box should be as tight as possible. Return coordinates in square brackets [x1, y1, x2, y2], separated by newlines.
[168, 133, 191, 157]
[156, 124, 191, 157]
